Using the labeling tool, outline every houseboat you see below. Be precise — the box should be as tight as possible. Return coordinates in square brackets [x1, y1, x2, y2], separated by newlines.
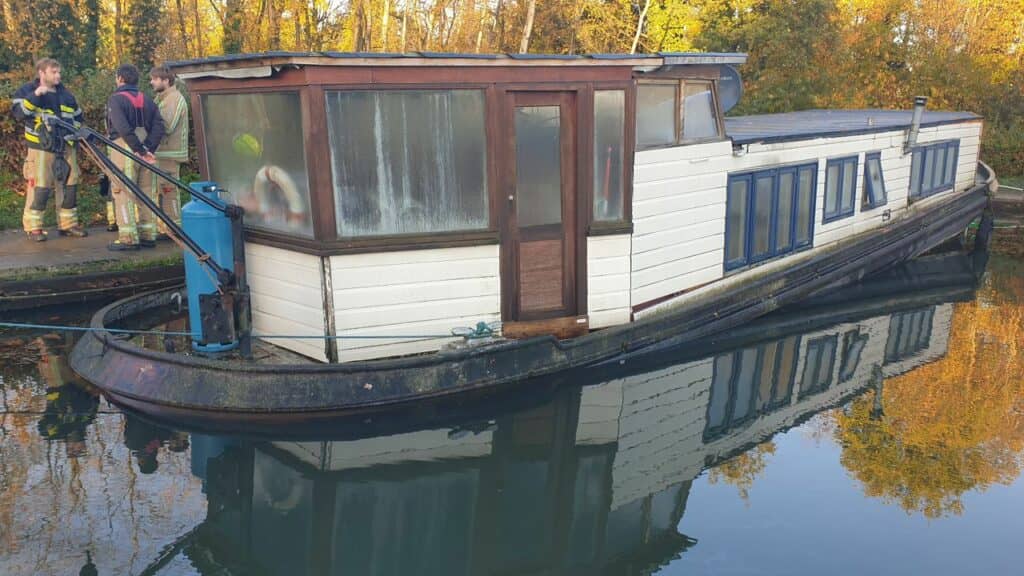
[69, 51, 994, 420]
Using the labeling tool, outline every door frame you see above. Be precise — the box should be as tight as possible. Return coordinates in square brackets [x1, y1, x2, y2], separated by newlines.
[498, 88, 589, 324]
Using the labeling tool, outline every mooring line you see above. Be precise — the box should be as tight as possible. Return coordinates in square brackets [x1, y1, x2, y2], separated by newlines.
[0, 321, 481, 341]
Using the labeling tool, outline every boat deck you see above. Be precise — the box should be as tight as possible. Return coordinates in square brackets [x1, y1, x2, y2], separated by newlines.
[725, 109, 980, 146]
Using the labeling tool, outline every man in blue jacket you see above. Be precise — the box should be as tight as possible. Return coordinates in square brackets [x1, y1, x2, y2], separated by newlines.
[106, 63, 165, 251]
[11, 58, 88, 241]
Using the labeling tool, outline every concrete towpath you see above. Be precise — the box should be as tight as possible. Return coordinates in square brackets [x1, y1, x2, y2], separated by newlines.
[0, 225, 184, 311]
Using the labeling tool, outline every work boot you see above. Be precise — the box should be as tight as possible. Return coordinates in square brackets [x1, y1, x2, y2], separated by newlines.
[26, 230, 46, 242]
[107, 241, 140, 251]
[139, 238, 157, 248]
[58, 226, 89, 238]
[107, 223, 118, 232]
[156, 233, 172, 242]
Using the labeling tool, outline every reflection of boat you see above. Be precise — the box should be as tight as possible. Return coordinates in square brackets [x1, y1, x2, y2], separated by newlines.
[71, 52, 995, 421]
[139, 249, 978, 574]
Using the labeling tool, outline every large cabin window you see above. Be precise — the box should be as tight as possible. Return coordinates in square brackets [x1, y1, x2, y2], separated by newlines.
[725, 163, 817, 271]
[635, 79, 722, 150]
[593, 90, 626, 222]
[909, 140, 959, 200]
[823, 156, 858, 223]
[201, 92, 314, 236]
[325, 90, 489, 237]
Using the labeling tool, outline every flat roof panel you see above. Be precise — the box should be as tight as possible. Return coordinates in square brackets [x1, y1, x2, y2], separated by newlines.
[725, 109, 981, 145]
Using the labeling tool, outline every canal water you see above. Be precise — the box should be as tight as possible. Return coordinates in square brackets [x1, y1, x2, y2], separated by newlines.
[1, 251, 1022, 575]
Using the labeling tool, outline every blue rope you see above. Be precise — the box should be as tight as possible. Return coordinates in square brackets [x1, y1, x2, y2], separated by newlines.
[0, 321, 471, 340]
[0, 321, 195, 337]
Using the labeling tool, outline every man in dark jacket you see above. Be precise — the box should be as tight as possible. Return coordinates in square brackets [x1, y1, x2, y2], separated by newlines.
[11, 57, 88, 241]
[106, 63, 165, 250]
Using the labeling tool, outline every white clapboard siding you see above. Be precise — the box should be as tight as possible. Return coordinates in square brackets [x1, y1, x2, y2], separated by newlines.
[246, 242, 328, 362]
[575, 380, 625, 445]
[609, 358, 713, 509]
[330, 245, 500, 362]
[630, 120, 982, 314]
[588, 235, 631, 328]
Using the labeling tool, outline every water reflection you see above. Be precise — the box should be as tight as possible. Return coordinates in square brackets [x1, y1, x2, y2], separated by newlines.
[3, 249, 1023, 575]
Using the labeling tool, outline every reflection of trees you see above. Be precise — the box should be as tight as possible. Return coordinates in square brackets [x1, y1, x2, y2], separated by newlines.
[707, 442, 776, 501]
[833, 268, 1024, 518]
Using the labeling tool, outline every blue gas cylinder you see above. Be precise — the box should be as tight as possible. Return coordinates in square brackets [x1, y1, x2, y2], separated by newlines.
[182, 181, 237, 352]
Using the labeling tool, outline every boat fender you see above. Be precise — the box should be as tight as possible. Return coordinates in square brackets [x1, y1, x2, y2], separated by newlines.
[253, 165, 306, 224]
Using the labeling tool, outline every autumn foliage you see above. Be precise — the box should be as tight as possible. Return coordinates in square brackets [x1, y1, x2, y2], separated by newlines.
[833, 263, 1024, 518]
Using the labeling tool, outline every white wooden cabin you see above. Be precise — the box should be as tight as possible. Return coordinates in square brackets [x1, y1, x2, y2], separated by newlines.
[173, 52, 981, 363]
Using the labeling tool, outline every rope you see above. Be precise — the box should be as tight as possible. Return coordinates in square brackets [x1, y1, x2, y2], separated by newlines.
[0, 321, 487, 341]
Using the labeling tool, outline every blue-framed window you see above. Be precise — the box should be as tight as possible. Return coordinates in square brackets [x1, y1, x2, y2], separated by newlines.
[862, 152, 887, 210]
[823, 156, 858, 223]
[705, 335, 801, 441]
[909, 140, 959, 199]
[839, 329, 869, 383]
[884, 307, 935, 364]
[799, 335, 837, 399]
[725, 163, 817, 271]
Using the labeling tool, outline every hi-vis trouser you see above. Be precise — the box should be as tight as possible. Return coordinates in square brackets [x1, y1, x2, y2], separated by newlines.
[22, 147, 80, 232]
[109, 137, 156, 244]
[151, 159, 182, 235]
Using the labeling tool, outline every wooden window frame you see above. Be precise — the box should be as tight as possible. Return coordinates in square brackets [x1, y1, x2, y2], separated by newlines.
[634, 78, 727, 151]
[724, 162, 818, 273]
[862, 151, 888, 211]
[823, 155, 859, 224]
[908, 140, 960, 201]
[588, 83, 635, 235]
[189, 68, 639, 255]
[194, 87, 323, 240]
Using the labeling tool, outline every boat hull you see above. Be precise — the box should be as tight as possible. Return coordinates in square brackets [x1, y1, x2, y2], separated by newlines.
[70, 184, 991, 425]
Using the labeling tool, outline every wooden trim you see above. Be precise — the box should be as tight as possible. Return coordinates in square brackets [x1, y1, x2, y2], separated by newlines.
[624, 81, 636, 225]
[502, 315, 589, 340]
[634, 64, 723, 80]
[485, 85, 502, 231]
[302, 86, 337, 241]
[588, 221, 634, 236]
[576, 88, 591, 320]
[191, 91, 209, 178]
[244, 229, 499, 256]
[186, 65, 636, 90]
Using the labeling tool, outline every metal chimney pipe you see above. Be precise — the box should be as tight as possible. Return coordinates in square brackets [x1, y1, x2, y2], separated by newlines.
[905, 96, 928, 153]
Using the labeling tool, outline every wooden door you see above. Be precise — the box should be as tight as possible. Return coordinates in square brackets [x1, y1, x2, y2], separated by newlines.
[502, 91, 580, 328]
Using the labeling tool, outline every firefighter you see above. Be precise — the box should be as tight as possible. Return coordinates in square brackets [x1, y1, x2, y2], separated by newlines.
[106, 63, 166, 250]
[149, 64, 189, 240]
[10, 57, 88, 241]
[34, 335, 100, 459]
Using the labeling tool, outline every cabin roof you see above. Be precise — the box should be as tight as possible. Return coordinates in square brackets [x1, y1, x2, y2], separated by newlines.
[167, 50, 748, 79]
[725, 109, 981, 146]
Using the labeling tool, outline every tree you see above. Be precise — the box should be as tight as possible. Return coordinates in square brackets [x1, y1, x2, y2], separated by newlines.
[127, 0, 163, 72]
[832, 270, 1024, 518]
